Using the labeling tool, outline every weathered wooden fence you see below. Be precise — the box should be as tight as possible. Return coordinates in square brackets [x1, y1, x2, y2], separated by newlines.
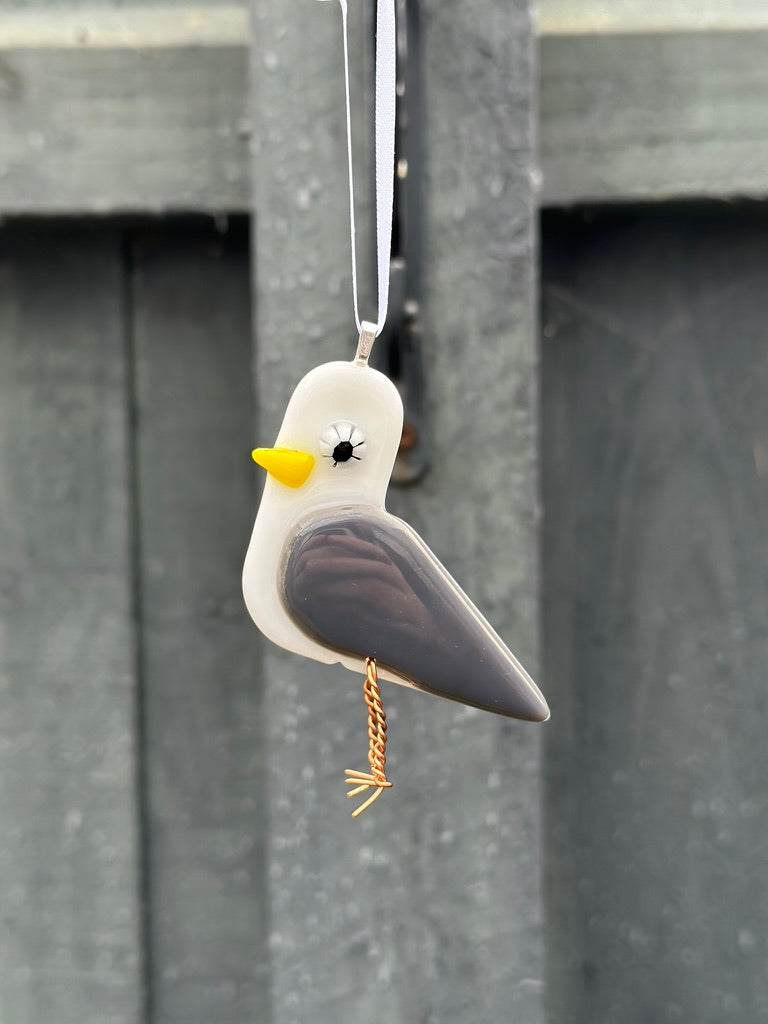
[1, 3, 767, 1024]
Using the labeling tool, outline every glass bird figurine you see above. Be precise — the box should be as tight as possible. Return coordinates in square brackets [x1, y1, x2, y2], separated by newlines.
[242, 354, 549, 725]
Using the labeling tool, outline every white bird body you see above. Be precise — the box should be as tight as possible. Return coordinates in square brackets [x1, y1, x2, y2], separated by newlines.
[243, 360, 406, 686]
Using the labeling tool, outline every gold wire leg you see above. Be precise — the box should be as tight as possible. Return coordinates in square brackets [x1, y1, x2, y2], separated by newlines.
[344, 658, 392, 818]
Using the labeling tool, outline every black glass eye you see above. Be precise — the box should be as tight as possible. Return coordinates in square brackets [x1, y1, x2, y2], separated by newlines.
[332, 440, 354, 463]
[319, 422, 367, 467]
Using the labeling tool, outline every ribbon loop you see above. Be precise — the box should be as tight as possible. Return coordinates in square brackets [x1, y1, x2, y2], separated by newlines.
[319, 0, 396, 339]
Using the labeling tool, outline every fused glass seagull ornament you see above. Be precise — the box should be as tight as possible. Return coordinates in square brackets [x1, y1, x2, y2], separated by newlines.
[243, 354, 549, 811]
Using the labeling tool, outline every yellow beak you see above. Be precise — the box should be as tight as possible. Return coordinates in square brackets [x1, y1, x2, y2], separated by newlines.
[251, 447, 314, 489]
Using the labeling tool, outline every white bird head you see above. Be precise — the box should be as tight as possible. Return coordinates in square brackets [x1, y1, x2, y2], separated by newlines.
[252, 360, 403, 514]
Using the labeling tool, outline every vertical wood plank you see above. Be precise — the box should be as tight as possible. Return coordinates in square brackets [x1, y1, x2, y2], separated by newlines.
[0, 222, 143, 1023]
[130, 221, 268, 1024]
[249, 3, 545, 1022]
[542, 206, 768, 1024]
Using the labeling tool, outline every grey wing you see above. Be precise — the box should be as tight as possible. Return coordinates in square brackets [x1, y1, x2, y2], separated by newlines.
[281, 507, 549, 722]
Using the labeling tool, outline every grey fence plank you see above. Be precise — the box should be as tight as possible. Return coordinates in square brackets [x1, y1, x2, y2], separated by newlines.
[6, 1, 227, 8]
[0, 10, 249, 215]
[539, 29, 768, 204]
[130, 223, 268, 1024]
[249, 3, 545, 1023]
[0, 223, 143, 1023]
[538, 0, 768, 33]
[5, 4, 768, 214]
[542, 207, 768, 1024]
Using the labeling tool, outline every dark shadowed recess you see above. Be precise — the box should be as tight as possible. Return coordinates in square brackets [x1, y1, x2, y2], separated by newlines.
[541, 203, 768, 1024]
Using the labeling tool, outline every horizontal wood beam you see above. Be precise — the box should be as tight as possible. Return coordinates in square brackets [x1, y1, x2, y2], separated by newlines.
[539, 28, 768, 204]
[1, 3, 767, 212]
[0, 5, 247, 48]
[0, 9, 250, 215]
[537, 0, 768, 35]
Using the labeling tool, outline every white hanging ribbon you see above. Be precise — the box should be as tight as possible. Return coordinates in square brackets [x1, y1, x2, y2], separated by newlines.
[317, 0, 396, 339]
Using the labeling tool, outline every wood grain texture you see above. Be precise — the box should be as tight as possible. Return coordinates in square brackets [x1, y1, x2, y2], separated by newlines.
[130, 222, 268, 1023]
[0, 41, 249, 214]
[249, 1, 545, 1022]
[5, 3, 768, 213]
[542, 205, 768, 1024]
[539, 30, 768, 204]
[0, 223, 143, 1023]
